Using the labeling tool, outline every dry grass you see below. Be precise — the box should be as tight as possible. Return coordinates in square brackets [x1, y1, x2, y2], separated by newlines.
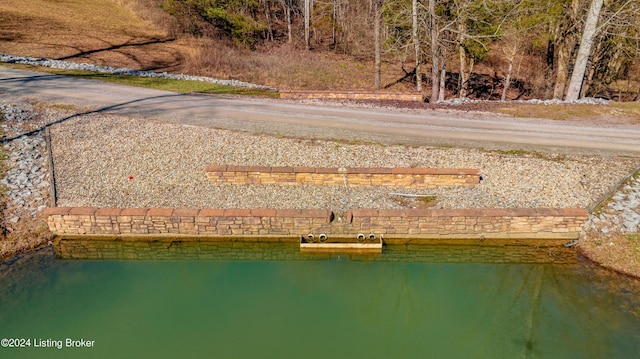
[0, 0, 416, 91]
[493, 102, 640, 124]
[180, 38, 411, 91]
[0, 0, 188, 71]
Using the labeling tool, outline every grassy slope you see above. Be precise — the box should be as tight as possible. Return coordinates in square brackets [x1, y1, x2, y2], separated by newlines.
[0, 0, 186, 70]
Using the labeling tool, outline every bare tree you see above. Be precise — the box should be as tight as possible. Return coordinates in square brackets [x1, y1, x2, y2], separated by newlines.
[413, 0, 422, 92]
[438, 45, 447, 101]
[500, 33, 520, 101]
[567, 0, 639, 99]
[565, 0, 604, 101]
[429, 0, 439, 102]
[280, 0, 293, 43]
[551, 0, 585, 99]
[304, 0, 311, 49]
[374, 0, 382, 89]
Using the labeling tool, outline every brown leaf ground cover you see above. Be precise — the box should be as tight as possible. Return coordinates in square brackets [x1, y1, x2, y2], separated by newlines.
[579, 233, 640, 278]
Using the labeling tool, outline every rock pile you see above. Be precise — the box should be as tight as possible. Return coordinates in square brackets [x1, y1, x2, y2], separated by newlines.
[587, 173, 640, 234]
[0, 102, 51, 226]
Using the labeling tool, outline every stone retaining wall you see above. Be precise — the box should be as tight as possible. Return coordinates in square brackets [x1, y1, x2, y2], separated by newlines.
[345, 208, 587, 240]
[280, 90, 424, 102]
[44, 207, 588, 243]
[205, 166, 480, 188]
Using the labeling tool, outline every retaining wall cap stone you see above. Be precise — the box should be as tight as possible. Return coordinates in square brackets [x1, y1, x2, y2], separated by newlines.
[378, 209, 407, 217]
[120, 208, 148, 216]
[557, 208, 589, 216]
[270, 167, 295, 173]
[275, 209, 331, 218]
[42, 207, 71, 216]
[146, 208, 174, 217]
[293, 166, 316, 173]
[205, 165, 227, 172]
[435, 168, 480, 175]
[95, 208, 123, 216]
[351, 209, 379, 217]
[69, 207, 98, 215]
[172, 209, 200, 217]
[391, 168, 429, 174]
[314, 167, 340, 174]
[198, 209, 225, 217]
[223, 209, 252, 216]
[250, 209, 278, 217]
[246, 166, 271, 173]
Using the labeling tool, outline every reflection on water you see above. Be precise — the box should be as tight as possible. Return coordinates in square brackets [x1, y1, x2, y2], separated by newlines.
[0, 243, 639, 359]
[53, 239, 579, 264]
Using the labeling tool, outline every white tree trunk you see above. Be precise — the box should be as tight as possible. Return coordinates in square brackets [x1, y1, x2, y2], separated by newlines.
[565, 0, 604, 101]
[304, 0, 311, 50]
[374, 0, 381, 90]
[284, 0, 292, 44]
[458, 21, 467, 98]
[438, 46, 446, 102]
[412, 0, 422, 92]
[501, 59, 514, 101]
[429, 0, 439, 102]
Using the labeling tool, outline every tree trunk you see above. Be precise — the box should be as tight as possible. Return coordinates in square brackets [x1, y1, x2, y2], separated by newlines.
[553, 33, 570, 99]
[438, 46, 446, 102]
[581, 36, 603, 98]
[501, 37, 519, 102]
[458, 22, 467, 98]
[429, 0, 439, 102]
[332, 0, 338, 46]
[565, 0, 604, 101]
[412, 0, 422, 92]
[304, 0, 311, 50]
[468, 59, 474, 87]
[283, 0, 292, 44]
[374, 0, 381, 90]
[501, 58, 514, 101]
[263, 0, 273, 41]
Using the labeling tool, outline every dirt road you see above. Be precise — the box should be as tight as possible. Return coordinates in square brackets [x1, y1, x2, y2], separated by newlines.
[2, 67, 639, 156]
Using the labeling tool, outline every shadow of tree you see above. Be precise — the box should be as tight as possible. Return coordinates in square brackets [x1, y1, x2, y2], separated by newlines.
[51, 36, 183, 72]
[0, 84, 188, 145]
[56, 37, 176, 61]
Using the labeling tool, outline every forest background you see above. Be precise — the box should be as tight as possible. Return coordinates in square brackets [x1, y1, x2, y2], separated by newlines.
[1, 0, 639, 102]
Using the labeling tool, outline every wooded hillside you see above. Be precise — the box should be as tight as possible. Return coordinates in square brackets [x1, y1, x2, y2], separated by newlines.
[152, 0, 640, 101]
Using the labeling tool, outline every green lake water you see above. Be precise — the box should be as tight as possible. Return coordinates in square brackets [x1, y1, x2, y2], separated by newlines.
[1, 241, 639, 358]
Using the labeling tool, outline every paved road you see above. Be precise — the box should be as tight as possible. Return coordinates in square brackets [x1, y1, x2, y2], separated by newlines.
[1, 67, 639, 156]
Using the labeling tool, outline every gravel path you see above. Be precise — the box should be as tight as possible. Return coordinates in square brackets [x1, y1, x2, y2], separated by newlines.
[41, 107, 638, 212]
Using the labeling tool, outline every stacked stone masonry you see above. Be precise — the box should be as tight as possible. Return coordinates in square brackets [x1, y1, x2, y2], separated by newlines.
[44, 207, 588, 241]
[280, 90, 424, 102]
[205, 166, 480, 188]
